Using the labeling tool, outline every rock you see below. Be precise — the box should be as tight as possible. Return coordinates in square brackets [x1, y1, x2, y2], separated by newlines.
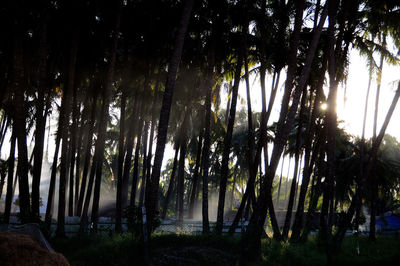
[0, 232, 69, 266]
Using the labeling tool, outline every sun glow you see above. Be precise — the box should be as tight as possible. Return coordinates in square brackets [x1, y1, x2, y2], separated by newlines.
[320, 102, 328, 111]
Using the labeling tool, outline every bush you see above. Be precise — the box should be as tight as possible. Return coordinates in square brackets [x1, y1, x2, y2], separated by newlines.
[123, 205, 160, 239]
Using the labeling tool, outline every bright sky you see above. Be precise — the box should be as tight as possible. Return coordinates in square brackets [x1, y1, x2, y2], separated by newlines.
[338, 48, 400, 140]
[232, 46, 400, 142]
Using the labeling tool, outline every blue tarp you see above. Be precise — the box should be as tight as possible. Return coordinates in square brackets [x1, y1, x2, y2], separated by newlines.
[376, 215, 400, 231]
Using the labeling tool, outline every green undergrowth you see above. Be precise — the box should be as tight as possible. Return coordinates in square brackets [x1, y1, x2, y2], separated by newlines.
[261, 235, 400, 266]
[52, 233, 400, 265]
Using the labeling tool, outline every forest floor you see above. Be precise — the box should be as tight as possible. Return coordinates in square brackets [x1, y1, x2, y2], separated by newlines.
[52, 233, 400, 265]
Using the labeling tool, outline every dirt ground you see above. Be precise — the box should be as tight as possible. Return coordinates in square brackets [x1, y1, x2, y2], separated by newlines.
[0, 232, 69, 266]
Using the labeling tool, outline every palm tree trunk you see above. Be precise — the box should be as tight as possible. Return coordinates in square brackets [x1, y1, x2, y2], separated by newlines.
[76, 95, 97, 216]
[355, 73, 372, 233]
[44, 125, 61, 229]
[79, 141, 98, 233]
[228, 19, 261, 234]
[319, 3, 338, 252]
[146, 0, 194, 230]
[144, 87, 158, 205]
[57, 36, 78, 237]
[68, 87, 79, 216]
[31, 19, 48, 221]
[242, 0, 328, 259]
[90, 1, 122, 232]
[282, 85, 308, 240]
[284, 157, 291, 201]
[201, 74, 213, 233]
[115, 88, 127, 232]
[161, 146, 179, 219]
[130, 112, 145, 206]
[216, 50, 243, 234]
[188, 129, 203, 218]
[74, 94, 89, 214]
[291, 55, 327, 241]
[177, 109, 190, 222]
[12, 19, 31, 223]
[282, 148, 302, 239]
[138, 120, 149, 208]
[276, 153, 285, 209]
[177, 138, 187, 222]
[0, 116, 8, 151]
[301, 141, 325, 240]
[4, 131, 16, 223]
[121, 100, 140, 208]
[369, 39, 385, 241]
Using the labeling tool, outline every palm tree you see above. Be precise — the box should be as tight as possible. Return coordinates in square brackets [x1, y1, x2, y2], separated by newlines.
[242, 0, 328, 259]
[216, 49, 243, 234]
[334, 82, 400, 246]
[3, 130, 16, 224]
[161, 145, 180, 219]
[146, 0, 195, 231]
[90, 0, 122, 232]
[57, 35, 78, 237]
[188, 126, 203, 219]
[12, 9, 31, 223]
[115, 88, 127, 232]
[31, 15, 48, 221]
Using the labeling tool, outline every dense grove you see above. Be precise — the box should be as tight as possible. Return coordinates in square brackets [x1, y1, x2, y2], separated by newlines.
[0, 0, 400, 263]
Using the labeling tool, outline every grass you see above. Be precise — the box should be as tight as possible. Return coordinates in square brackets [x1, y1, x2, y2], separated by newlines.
[261, 235, 400, 266]
[51, 233, 400, 265]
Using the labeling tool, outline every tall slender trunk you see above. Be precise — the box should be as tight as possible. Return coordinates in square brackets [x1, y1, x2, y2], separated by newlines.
[321, 0, 338, 243]
[115, 89, 127, 232]
[76, 95, 97, 216]
[320, 3, 339, 264]
[79, 138, 98, 233]
[355, 73, 372, 233]
[0, 168, 6, 200]
[0, 116, 8, 152]
[282, 147, 302, 239]
[161, 146, 179, 219]
[177, 110, 190, 222]
[90, 2, 122, 232]
[44, 125, 61, 229]
[4, 131, 16, 223]
[31, 19, 48, 221]
[284, 156, 291, 201]
[177, 139, 187, 222]
[216, 50, 243, 234]
[57, 36, 78, 237]
[130, 113, 145, 206]
[68, 87, 79, 216]
[242, 1, 328, 260]
[121, 102, 139, 208]
[370, 38, 385, 241]
[201, 73, 213, 233]
[230, 69, 278, 233]
[282, 85, 308, 240]
[276, 153, 285, 209]
[74, 94, 89, 214]
[301, 139, 325, 240]
[144, 95, 157, 209]
[146, 0, 194, 230]
[290, 55, 327, 241]
[188, 129, 203, 218]
[12, 15, 31, 223]
[138, 120, 149, 208]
